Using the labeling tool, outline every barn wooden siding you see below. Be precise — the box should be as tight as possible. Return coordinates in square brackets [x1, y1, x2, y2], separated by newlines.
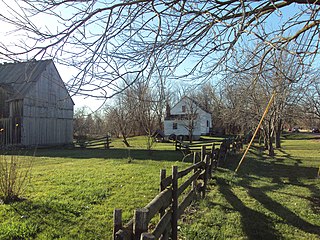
[0, 60, 74, 147]
[0, 118, 21, 145]
[21, 61, 73, 146]
[0, 90, 23, 145]
[0, 87, 9, 118]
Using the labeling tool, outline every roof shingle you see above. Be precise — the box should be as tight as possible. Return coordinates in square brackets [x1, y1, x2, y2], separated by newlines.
[0, 59, 51, 100]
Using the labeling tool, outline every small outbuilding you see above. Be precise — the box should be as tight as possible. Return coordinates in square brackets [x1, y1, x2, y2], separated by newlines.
[152, 129, 165, 142]
[164, 97, 212, 140]
[0, 59, 74, 147]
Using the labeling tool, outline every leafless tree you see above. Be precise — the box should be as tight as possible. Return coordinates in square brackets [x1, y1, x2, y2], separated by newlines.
[130, 80, 156, 150]
[222, 43, 315, 155]
[303, 77, 320, 120]
[73, 107, 109, 138]
[193, 83, 225, 134]
[1, 0, 320, 98]
[102, 77, 165, 149]
[177, 97, 198, 143]
[73, 106, 92, 138]
[105, 88, 138, 147]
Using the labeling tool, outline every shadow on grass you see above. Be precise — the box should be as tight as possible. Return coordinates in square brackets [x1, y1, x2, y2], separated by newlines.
[0, 148, 186, 162]
[282, 133, 320, 141]
[236, 175, 320, 235]
[276, 148, 296, 161]
[246, 185, 320, 235]
[216, 145, 320, 238]
[7, 199, 92, 239]
[308, 185, 320, 214]
[216, 178, 281, 240]
[224, 150, 318, 182]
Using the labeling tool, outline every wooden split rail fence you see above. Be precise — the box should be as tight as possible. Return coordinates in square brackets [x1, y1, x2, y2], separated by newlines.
[175, 137, 243, 166]
[113, 144, 224, 240]
[75, 135, 111, 149]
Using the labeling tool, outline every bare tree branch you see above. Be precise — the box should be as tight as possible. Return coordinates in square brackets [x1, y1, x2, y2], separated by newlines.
[0, 0, 319, 98]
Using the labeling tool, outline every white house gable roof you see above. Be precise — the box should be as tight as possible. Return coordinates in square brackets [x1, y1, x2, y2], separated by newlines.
[170, 96, 211, 115]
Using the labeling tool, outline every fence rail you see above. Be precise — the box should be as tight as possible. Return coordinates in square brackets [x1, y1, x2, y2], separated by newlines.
[74, 135, 111, 149]
[174, 136, 242, 154]
[113, 141, 240, 240]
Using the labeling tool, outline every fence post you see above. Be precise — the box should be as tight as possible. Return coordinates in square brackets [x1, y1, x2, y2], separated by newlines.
[175, 135, 178, 151]
[159, 169, 166, 217]
[171, 166, 178, 240]
[215, 147, 220, 167]
[192, 152, 201, 199]
[211, 143, 215, 158]
[192, 152, 199, 197]
[113, 209, 122, 240]
[106, 135, 110, 149]
[209, 143, 215, 176]
[193, 152, 197, 164]
[208, 155, 213, 179]
[232, 141, 236, 154]
[201, 145, 206, 161]
[219, 142, 225, 165]
[159, 169, 169, 240]
[202, 155, 210, 198]
[134, 208, 149, 240]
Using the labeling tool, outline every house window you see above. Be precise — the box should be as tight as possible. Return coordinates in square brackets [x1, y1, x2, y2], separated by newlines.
[207, 120, 209, 127]
[182, 105, 186, 112]
[173, 122, 178, 129]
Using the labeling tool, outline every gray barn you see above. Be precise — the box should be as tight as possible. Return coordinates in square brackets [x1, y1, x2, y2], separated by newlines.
[0, 59, 74, 146]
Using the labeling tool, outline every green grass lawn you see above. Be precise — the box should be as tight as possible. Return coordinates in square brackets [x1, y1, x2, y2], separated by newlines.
[179, 134, 320, 239]
[1, 135, 319, 239]
[0, 138, 190, 240]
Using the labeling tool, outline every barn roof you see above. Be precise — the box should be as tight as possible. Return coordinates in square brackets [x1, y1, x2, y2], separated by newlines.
[0, 59, 52, 100]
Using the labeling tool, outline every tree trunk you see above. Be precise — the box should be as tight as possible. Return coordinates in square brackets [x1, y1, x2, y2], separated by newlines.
[122, 133, 131, 147]
[147, 138, 153, 154]
[262, 129, 268, 150]
[268, 135, 274, 156]
[267, 124, 275, 157]
[275, 119, 282, 149]
[258, 130, 262, 146]
[189, 131, 193, 144]
[275, 130, 281, 149]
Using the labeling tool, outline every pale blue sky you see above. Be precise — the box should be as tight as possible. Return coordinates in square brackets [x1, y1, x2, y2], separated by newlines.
[0, 1, 318, 112]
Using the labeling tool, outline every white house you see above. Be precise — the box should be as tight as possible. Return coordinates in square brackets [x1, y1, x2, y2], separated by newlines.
[164, 97, 212, 140]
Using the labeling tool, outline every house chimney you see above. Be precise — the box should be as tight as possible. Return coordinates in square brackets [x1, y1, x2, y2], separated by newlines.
[166, 102, 171, 118]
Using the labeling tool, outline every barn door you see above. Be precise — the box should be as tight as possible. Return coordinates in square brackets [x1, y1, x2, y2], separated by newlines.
[0, 117, 21, 146]
[12, 117, 21, 144]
